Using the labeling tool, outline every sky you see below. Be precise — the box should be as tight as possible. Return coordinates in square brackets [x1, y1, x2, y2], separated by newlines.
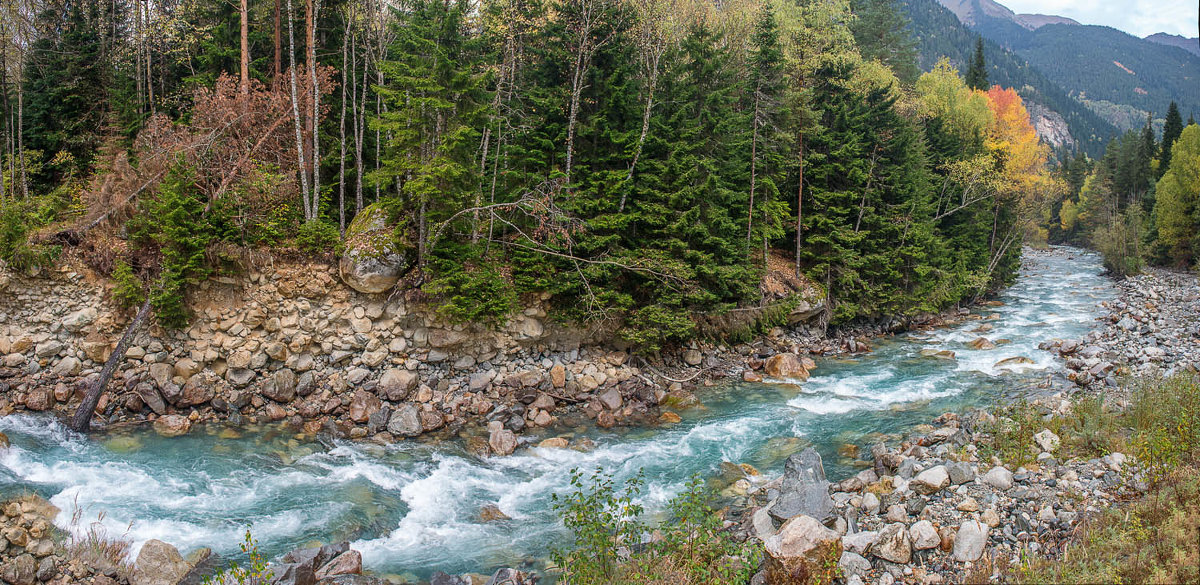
[998, 0, 1200, 38]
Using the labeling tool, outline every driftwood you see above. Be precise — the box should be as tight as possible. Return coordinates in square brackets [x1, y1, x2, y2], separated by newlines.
[68, 298, 153, 432]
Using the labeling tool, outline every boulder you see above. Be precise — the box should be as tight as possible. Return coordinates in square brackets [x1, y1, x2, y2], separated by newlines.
[315, 551, 361, 579]
[841, 531, 879, 555]
[945, 461, 974, 485]
[131, 540, 192, 585]
[175, 373, 216, 406]
[484, 569, 534, 585]
[24, 388, 54, 411]
[1034, 429, 1060, 453]
[386, 404, 422, 438]
[264, 369, 297, 403]
[488, 429, 517, 456]
[597, 388, 622, 411]
[0, 553, 35, 585]
[872, 523, 911, 564]
[966, 337, 996, 350]
[762, 515, 842, 585]
[135, 384, 168, 415]
[769, 448, 833, 522]
[377, 369, 418, 402]
[912, 465, 950, 495]
[348, 391, 381, 424]
[52, 356, 82, 376]
[981, 466, 1013, 490]
[909, 520, 939, 550]
[952, 520, 988, 562]
[338, 203, 409, 294]
[153, 415, 192, 438]
[764, 353, 809, 380]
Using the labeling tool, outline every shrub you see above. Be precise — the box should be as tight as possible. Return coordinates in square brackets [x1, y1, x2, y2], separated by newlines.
[551, 469, 761, 585]
[111, 259, 146, 309]
[296, 219, 342, 254]
[203, 530, 274, 585]
[423, 245, 518, 325]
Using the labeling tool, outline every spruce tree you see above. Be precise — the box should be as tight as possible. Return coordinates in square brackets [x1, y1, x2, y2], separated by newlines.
[1159, 101, 1184, 178]
[964, 37, 988, 91]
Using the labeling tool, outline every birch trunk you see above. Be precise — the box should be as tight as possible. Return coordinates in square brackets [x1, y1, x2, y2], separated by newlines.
[286, 0, 310, 214]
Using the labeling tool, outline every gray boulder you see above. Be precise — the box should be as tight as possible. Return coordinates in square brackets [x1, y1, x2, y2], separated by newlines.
[769, 448, 833, 522]
[387, 404, 423, 437]
[131, 540, 192, 585]
[339, 203, 409, 294]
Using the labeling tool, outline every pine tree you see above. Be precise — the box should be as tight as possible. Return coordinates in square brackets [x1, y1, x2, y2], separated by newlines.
[850, 0, 920, 84]
[1159, 101, 1184, 178]
[964, 37, 988, 91]
[746, 4, 790, 257]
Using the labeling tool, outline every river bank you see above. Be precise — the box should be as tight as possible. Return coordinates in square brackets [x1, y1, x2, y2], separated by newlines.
[4, 246, 1186, 583]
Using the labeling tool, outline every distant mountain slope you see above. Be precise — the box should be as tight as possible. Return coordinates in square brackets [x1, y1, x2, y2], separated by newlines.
[898, 0, 1117, 156]
[933, 0, 1200, 130]
[1145, 33, 1200, 58]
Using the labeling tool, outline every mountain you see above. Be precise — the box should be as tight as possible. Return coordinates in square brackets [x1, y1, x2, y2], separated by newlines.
[1145, 33, 1200, 58]
[937, 0, 1079, 30]
[935, 0, 1200, 131]
[899, 0, 1117, 156]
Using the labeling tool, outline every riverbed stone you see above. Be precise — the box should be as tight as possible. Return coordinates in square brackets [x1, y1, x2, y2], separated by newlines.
[378, 369, 418, 402]
[387, 404, 422, 438]
[263, 369, 297, 403]
[153, 415, 192, 437]
[763, 515, 842, 585]
[1, 553, 35, 585]
[488, 428, 517, 456]
[981, 466, 1013, 490]
[764, 353, 809, 380]
[770, 448, 833, 523]
[348, 390, 381, 423]
[315, 550, 362, 578]
[952, 520, 988, 562]
[1034, 429, 1060, 453]
[909, 520, 939, 550]
[912, 465, 950, 494]
[872, 523, 911, 564]
[945, 461, 974, 485]
[131, 539, 192, 585]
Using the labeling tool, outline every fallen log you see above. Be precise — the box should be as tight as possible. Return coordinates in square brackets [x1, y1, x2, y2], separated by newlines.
[69, 298, 153, 432]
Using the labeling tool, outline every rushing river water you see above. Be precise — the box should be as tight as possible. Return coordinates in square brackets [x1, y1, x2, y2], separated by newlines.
[0, 248, 1114, 581]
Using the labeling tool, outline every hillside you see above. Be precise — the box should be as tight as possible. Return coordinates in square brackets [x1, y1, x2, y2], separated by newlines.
[1146, 33, 1200, 58]
[935, 0, 1200, 130]
[899, 0, 1118, 155]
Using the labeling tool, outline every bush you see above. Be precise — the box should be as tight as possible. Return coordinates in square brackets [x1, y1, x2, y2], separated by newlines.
[111, 259, 146, 309]
[551, 469, 761, 585]
[423, 245, 518, 325]
[0, 199, 61, 271]
[203, 530, 274, 585]
[296, 219, 342, 254]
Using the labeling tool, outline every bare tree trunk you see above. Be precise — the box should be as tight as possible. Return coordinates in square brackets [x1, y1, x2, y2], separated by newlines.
[351, 26, 365, 217]
[145, 0, 154, 115]
[307, 0, 320, 222]
[564, 44, 587, 185]
[286, 0, 310, 213]
[747, 93, 759, 247]
[794, 130, 803, 278]
[69, 298, 152, 433]
[274, 0, 282, 81]
[620, 61, 656, 212]
[17, 70, 26, 200]
[338, 20, 347, 233]
[240, 0, 250, 94]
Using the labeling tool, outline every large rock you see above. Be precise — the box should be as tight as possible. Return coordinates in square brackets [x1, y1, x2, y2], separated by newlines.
[488, 429, 517, 456]
[153, 415, 192, 438]
[131, 540, 192, 585]
[62, 308, 98, 332]
[377, 369, 418, 402]
[135, 384, 167, 415]
[24, 388, 54, 411]
[0, 553, 35, 585]
[872, 523, 911, 564]
[770, 448, 833, 522]
[981, 466, 1013, 490]
[348, 391, 381, 424]
[263, 369, 297, 403]
[386, 404, 423, 438]
[315, 551, 361, 579]
[338, 203, 409, 294]
[909, 520, 940, 550]
[763, 515, 842, 585]
[764, 353, 809, 381]
[912, 465, 950, 495]
[173, 373, 216, 407]
[952, 520, 989, 562]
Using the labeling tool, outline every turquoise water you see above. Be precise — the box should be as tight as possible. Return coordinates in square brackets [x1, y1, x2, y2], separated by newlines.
[0, 248, 1114, 579]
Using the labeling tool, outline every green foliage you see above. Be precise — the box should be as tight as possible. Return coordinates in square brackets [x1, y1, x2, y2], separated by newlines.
[296, 220, 342, 254]
[850, 0, 920, 85]
[0, 199, 60, 271]
[202, 531, 274, 585]
[964, 37, 988, 91]
[422, 245, 519, 325]
[129, 160, 213, 328]
[1153, 124, 1200, 268]
[1128, 373, 1200, 482]
[551, 469, 761, 585]
[111, 260, 146, 309]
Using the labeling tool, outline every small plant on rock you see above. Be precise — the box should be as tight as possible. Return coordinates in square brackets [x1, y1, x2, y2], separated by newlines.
[202, 530, 274, 585]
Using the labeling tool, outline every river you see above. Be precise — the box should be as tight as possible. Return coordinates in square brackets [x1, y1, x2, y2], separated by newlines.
[0, 247, 1114, 581]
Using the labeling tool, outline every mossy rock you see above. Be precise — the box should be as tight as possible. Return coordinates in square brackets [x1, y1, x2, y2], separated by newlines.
[338, 203, 410, 294]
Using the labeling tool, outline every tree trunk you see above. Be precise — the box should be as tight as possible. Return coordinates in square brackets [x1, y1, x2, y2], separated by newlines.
[794, 130, 803, 278]
[286, 0, 310, 212]
[69, 298, 152, 433]
[620, 61, 656, 213]
[240, 0, 250, 94]
[352, 27, 366, 217]
[17, 70, 26, 200]
[564, 44, 588, 185]
[145, 0, 154, 115]
[338, 21, 347, 233]
[307, 0, 320, 222]
[274, 0, 282, 81]
[747, 89, 759, 247]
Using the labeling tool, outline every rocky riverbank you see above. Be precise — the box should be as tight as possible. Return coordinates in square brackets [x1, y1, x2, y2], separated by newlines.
[1043, 265, 1200, 390]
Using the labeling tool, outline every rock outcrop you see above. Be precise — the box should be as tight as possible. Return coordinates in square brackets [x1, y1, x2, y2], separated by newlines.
[338, 203, 409, 294]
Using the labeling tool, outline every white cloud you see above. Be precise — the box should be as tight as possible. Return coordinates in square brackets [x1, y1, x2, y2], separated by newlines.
[999, 0, 1199, 38]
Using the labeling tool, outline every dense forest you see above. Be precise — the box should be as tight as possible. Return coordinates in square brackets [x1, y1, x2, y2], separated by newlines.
[1046, 100, 1200, 276]
[0, 0, 1075, 350]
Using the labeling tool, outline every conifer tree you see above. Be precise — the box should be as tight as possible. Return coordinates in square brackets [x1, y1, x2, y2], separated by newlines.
[964, 37, 987, 90]
[1159, 101, 1184, 178]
